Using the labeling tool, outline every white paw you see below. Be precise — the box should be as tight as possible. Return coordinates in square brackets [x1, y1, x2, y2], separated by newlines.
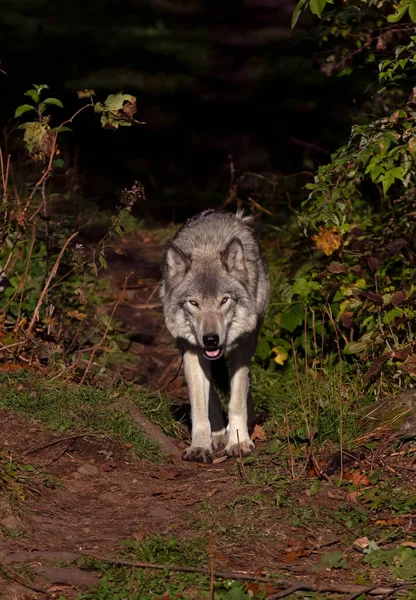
[225, 439, 254, 458]
[182, 446, 213, 463]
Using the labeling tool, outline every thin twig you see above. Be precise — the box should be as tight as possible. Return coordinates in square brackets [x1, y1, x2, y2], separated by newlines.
[209, 531, 214, 600]
[82, 554, 414, 597]
[285, 409, 296, 480]
[21, 433, 103, 457]
[236, 429, 247, 481]
[0, 563, 47, 594]
[26, 231, 79, 335]
[16, 223, 37, 328]
[325, 304, 344, 477]
[80, 272, 132, 384]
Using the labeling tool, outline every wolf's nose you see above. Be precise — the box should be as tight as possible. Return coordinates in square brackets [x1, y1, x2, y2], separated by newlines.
[203, 334, 219, 349]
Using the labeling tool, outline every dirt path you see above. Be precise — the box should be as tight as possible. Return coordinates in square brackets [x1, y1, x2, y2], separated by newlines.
[1, 232, 416, 599]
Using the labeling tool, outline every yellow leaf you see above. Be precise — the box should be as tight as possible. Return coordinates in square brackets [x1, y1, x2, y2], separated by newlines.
[272, 346, 288, 366]
[312, 226, 342, 256]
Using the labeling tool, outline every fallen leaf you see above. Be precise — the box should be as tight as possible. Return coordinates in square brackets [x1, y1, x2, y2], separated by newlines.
[344, 469, 371, 487]
[0, 363, 23, 372]
[402, 354, 416, 376]
[100, 462, 118, 472]
[348, 491, 360, 503]
[327, 261, 347, 274]
[213, 455, 228, 464]
[402, 541, 416, 549]
[150, 469, 179, 480]
[354, 536, 371, 549]
[250, 424, 267, 442]
[281, 539, 309, 563]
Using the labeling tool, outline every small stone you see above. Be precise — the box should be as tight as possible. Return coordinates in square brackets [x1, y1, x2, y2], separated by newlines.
[77, 464, 99, 476]
[1, 515, 21, 530]
[148, 507, 174, 519]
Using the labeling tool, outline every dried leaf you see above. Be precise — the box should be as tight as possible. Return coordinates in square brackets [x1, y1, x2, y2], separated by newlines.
[386, 238, 407, 255]
[365, 354, 390, 380]
[367, 256, 380, 270]
[312, 226, 342, 256]
[354, 536, 371, 549]
[402, 354, 416, 376]
[344, 469, 371, 486]
[327, 261, 347, 274]
[0, 363, 23, 372]
[250, 424, 267, 442]
[67, 310, 87, 321]
[392, 346, 412, 361]
[361, 291, 384, 305]
[150, 469, 180, 481]
[392, 290, 406, 306]
[341, 311, 354, 328]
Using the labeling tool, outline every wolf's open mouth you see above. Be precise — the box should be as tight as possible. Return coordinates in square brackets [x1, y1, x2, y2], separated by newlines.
[203, 347, 223, 360]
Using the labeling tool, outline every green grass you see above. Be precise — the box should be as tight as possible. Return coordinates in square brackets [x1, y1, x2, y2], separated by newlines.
[252, 362, 371, 449]
[0, 372, 180, 462]
[73, 534, 272, 600]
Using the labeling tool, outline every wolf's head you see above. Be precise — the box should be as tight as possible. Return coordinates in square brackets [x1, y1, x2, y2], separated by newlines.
[161, 237, 257, 358]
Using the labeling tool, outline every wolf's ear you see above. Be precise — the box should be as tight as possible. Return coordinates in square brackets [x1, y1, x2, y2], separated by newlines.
[166, 243, 191, 287]
[221, 237, 246, 276]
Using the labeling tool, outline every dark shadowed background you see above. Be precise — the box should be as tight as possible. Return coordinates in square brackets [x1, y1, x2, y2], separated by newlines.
[0, 0, 365, 220]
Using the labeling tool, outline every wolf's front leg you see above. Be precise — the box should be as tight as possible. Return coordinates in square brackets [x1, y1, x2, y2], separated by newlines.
[182, 349, 213, 463]
[225, 334, 256, 458]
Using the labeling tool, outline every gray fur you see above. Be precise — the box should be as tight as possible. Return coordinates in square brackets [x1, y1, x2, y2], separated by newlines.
[160, 210, 270, 463]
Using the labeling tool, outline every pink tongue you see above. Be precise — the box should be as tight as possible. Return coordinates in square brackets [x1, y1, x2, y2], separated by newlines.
[205, 349, 220, 358]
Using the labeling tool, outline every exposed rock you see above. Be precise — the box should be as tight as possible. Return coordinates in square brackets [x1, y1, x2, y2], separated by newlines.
[362, 391, 416, 438]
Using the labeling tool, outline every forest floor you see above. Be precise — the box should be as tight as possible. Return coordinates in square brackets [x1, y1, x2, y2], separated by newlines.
[1, 230, 416, 600]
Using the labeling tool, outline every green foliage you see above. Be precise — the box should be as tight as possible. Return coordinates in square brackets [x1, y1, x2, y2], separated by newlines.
[94, 93, 144, 130]
[77, 535, 270, 600]
[1, 84, 144, 380]
[293, 0, 416, 26]
[257, 1, 416, 392]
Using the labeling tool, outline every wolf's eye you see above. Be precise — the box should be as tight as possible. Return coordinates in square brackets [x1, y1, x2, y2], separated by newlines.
[221, 297, 229, 305]
[189, 299, 199, 307]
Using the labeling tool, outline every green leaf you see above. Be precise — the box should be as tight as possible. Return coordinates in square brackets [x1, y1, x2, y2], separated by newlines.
[255, 340, 271, 360]
[52, 158, 64, 168]
[309, 0, 328, 18]
[33, 84, 49, 94]
[94, 93, 137, 130]
[291, 0, 308, 29]
[280, 305, 304, 332]
[14, 104, 36, 118]
[51, 126, 72, 133]
[409, 0, 416, 21]
[364, 548, 396, 568]
[42, 97, 64, 108]
[387, 3, 409, 22]
[314, 550, 348, 570]
[24, 89, 39, 103]
[343, 341, 368, 355]
[99, 254, 108, 269]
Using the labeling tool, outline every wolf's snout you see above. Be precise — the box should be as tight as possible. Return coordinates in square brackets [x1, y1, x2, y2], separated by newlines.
[202, 334, 219, 349]
[202, 333, 223, 360]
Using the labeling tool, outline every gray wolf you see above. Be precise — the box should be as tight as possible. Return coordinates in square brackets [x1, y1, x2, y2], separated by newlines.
[160, 210, 270, 463]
